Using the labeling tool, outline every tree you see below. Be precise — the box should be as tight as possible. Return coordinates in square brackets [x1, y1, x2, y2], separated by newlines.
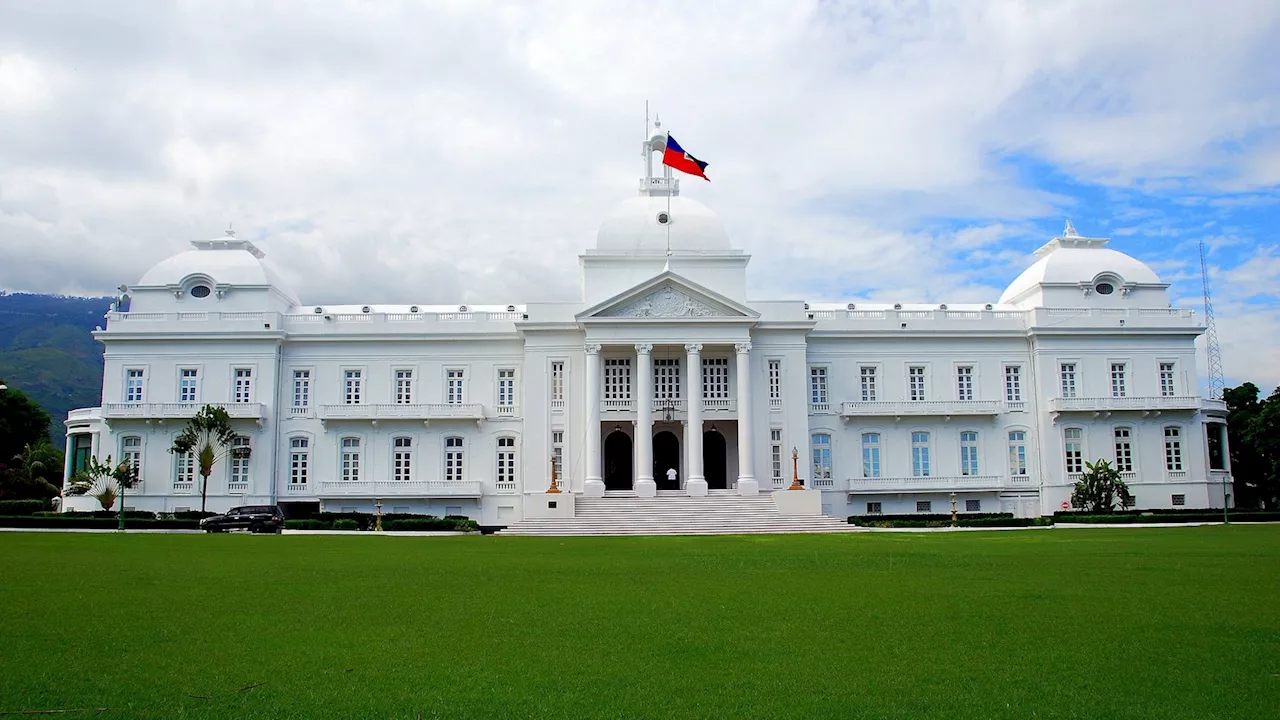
[1070, 459, 1133, 513]
[169, 405, 250, 514]
[1224, 383, 1280, 509]
[0, 379, 53, 468]
[2, 439, 63, 501]
[66, 455, 139, 528]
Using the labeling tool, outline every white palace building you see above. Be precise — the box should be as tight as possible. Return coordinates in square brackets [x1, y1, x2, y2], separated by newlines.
[63, 132, 1234, 530]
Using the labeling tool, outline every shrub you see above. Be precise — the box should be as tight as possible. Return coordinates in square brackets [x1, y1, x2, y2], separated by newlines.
[0, 499, 47, 516]
[1054, 511, 1280, 524]
[333, 518, 359, 531]
[848, 512, 1015, 526]
[173, 510, 217, 520]
[0, 516, 199, 530]
[284, 519, 332, 530]
[383, 517, 478, 532]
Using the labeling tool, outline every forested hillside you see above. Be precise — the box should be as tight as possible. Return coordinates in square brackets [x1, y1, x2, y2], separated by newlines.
[0, 293, 112, 441]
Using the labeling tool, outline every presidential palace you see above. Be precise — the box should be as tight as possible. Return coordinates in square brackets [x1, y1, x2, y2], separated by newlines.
[61, 129, 1234, 529]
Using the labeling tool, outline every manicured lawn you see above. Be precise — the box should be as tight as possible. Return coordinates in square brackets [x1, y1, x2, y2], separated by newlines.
[1, 527, 1277, 719]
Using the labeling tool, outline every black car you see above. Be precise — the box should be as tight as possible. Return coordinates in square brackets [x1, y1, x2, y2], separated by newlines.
[200, 505, 284, 534]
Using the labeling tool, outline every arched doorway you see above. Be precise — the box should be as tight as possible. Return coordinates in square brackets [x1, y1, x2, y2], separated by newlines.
[704, 429, 727, 489]
[653, 431, 680, 490]
[604, 431, 633, 491]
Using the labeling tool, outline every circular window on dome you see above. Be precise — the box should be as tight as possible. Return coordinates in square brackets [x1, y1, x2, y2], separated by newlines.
[1095, 282, 1115, 295]
[656, 212, 671, 225]
[189, 285, 212, 298]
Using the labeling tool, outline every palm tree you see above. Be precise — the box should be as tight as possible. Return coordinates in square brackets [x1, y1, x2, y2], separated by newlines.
[7, 440, 62, 501]
[169, 405, 250, 514]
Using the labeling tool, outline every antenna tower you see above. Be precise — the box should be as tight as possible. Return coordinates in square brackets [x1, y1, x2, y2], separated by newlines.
[1199, 239, 1225, 399]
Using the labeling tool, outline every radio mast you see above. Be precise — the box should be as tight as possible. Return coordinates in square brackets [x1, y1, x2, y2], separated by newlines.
[1199, 239, 1225, 399]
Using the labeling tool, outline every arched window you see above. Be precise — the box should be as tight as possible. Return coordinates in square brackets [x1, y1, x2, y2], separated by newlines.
[911, 431, 931, 477]
[229, 435, 251, 488]
[393, 437, 413, 481]
[445, 437, 464, 482]
[861, 432, 881, 478]
[496, 437, 516, 485]
[1163, 426, 1183, 472]
[1007, 431, 1027, 476]
[289, 437, 309, 485]
[1113, 427, 1134, 473]
[1063, 428, 1083, 474]
[960, 431, 979, 476]
[341, 437, 361, 482]
[811, 434, 832, 480]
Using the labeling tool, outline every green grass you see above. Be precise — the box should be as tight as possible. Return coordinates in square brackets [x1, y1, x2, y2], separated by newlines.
[1, 528, 1278, 719]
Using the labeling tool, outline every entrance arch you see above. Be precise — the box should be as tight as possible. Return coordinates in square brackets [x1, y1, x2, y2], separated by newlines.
[653, 431, 680, 490]
[704, 429, 727, 490]
[604, 431, 633, 491]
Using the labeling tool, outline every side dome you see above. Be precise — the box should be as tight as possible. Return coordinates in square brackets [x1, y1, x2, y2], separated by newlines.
[596, 195, 731, 253]
[999, 226, 1162, 304]
[137, 235, 300, 304]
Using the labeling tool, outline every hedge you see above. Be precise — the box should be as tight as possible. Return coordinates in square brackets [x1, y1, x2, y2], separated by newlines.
[38, 510, 158, 520]
[284, 519, 332, 530]
[849, 512, 1015, 526]
[1054, 511, 1280, 524]
[0, 515, 200, 530]
[333, 519, 359, 531]
[0, 499, 47, 516]
[383, 517, 479, 532]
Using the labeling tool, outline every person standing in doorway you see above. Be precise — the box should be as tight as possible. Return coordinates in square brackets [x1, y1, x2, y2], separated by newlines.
[666, 467, 678, 489]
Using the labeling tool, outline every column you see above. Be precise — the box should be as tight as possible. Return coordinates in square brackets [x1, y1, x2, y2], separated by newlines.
[685, 343, 707, 496]
[583, 343, 605, 497]
[735, 342, 758, 496]
[62, 433, 74, 486]
[634, 344, 656, 497]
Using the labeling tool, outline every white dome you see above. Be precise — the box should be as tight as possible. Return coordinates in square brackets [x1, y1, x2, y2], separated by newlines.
[596, 195, 731, 253]
[1000, 244, 1161, 304]
[137, 237, 299, 303]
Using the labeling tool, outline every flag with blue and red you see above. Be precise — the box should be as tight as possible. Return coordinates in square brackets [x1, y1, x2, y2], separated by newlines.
[662, 135, 710, 181]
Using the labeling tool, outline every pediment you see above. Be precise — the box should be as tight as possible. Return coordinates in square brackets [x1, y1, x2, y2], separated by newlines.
[577, 272, 757, 322]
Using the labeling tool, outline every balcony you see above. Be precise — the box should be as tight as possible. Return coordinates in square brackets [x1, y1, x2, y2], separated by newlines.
[316, 480, 483, 498]
[284, 483, 310, 494]
[600, 398, 738, 413]
[227, 482, 249, 494]
[318, 403, 485, 423]
[1047, 396, 1202, 416]
[845, 474, 1008, 494]
[840, 400, 1003, 419]
[103, 402, 265, 421]
[1201, 398, 1228, 416]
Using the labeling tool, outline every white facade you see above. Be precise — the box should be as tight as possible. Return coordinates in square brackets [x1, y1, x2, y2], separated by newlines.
[64, 141, 1234, 525]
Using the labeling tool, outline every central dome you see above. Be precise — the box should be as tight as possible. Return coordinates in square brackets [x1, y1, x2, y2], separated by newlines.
[595, 194, 731, 253]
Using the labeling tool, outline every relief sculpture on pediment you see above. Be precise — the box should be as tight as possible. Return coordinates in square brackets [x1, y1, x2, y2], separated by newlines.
[607, 286, 723, 318]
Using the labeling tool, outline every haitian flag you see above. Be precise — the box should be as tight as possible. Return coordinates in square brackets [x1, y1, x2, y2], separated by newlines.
[662, 135, 710, 181]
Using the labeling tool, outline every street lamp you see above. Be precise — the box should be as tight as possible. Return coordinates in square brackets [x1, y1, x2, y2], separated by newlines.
[547, 453, 561, 494]
[374, 499, 383, 532]
[949, 491, 957, 527]
[788, 447, 804, 491]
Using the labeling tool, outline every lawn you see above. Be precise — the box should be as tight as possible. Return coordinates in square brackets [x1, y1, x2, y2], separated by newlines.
[1, 527, 1277, 719]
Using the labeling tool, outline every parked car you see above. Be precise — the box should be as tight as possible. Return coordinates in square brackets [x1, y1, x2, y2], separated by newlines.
[200, 505, 284, 534]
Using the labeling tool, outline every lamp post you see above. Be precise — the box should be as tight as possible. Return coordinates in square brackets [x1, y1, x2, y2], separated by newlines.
[788, 447, 804, 490]
[374, 499, 383, 532]
[949, 491, 957, 528]
[547, 453, 561, 494]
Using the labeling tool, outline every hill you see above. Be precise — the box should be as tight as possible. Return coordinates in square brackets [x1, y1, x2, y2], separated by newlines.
[0, 292, 112, 442]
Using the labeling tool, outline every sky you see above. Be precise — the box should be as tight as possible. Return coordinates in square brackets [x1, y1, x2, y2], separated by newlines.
[1, 0, 1279, 390]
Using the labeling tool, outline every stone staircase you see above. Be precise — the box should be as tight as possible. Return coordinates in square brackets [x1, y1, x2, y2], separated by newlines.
[496, 489, 859, 536]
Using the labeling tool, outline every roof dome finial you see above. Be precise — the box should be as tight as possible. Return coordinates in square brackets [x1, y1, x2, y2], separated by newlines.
[1064, 219, 1078, 237]
[226, 222, 235, 238]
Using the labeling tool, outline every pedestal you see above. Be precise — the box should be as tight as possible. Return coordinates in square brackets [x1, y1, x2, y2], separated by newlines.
[736, 478, 759, 496]
[635, 478, 657, 497]
[686, 478, 708, 497]
[583, 479, 606, 497]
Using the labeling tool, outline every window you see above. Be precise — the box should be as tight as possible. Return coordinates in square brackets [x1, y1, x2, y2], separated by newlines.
[1110, 363, 1127, 398]
[1114, 427, 1134, 473]
[1172, 493, 1186, 506]
[393, 437, 412, 481]
[551, 362, 565, 403]
[292, 370, 310, 408]
[909, 366, 926, 401]
[916, 500, 932, 513]
[911, 431, 931, 477]
[703, 358, 729, 399]
[1207, 423, 1226, 470]
[344, 369, 363, 404]
[860, 366, 877, 401]
[1060, 363, 1077, 398]
[1008, 431, 1027, 476]
[125, 369, 145, 403]
[866, 502, 882, 514]
[175, 451, 195, 486]
[811, 434, 832, 479]
[497, 369, 515, 407]
[654, 358, 681, 400]
[1064, 428, 1083, 474]
[121, 436, 142, 478]
[233, 368, 253, 404]
[810, 367, 828, 405]
[179, 369, 199, 403]
[1005, 365, 1022, 402]
[446, 369, 466, 404]
[604, 359, 632, 401]
[1164, 427, 1183, 471]
[289, 437, 309, 485]
[861, 433, 881, 478]
[1159, 362, 1176, 397]
[956, 366, 974, 401]
[341, 438, 361, 482]
[552, 431, 564, 479]
[229, 436, 250, 486]
[1095, 282, 1114, 295]
[770, 429, 783, 481]
[768, 360, 782, 404]
[966, 499, 981, 512]
[960, 431, 979, 476]
[497, 437, 516, 484]
[445, 437, 464, 481]
[395, 369, 414, 404]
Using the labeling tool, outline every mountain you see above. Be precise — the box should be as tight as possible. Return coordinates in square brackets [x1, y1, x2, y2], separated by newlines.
[0, 292, 112, 443]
